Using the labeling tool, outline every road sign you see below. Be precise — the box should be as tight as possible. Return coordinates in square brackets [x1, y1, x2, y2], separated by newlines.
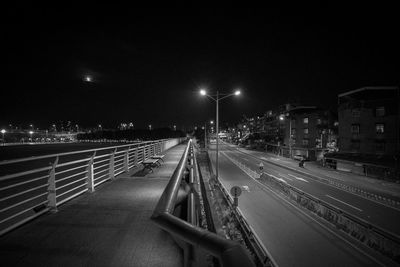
[230, 186, 242, 198]
[259, 162, 264, 170]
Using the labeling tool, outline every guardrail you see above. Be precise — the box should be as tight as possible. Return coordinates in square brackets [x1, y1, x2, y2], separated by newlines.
[0, 138, 184, 236]
[151, 140, 255, 267]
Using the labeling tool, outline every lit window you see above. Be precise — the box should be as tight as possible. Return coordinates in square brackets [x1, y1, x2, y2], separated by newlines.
[376, 124, 384, 134]
[351, 124, 360, 134]
[303, 128, 309, 134]
[303, 117, 308, 124]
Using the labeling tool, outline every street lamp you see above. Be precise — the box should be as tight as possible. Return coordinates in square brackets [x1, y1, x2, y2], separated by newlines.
[29, 130, 34, 142]
[200, 88, 241, 180]
[1, 129, 5, 144]
[279, 114, 292, 158]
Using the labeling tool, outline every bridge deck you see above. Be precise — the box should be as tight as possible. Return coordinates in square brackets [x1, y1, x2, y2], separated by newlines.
[0, 144, 187, 267]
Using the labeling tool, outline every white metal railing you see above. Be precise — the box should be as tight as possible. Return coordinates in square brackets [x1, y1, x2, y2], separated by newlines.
[0, 138, 185, 236]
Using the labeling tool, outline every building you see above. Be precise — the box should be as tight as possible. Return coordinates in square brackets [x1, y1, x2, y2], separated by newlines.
[279, 104, 338, 160]
[338, 86, 399, 155]
[327, 86, 400, 179]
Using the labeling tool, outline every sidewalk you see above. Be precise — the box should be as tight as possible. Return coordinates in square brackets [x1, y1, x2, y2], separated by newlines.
[238, 147, 400, 200]
[0, 144, 187, 267]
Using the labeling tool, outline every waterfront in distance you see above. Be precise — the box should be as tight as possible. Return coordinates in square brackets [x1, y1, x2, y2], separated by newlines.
[0, 142, 137, 162]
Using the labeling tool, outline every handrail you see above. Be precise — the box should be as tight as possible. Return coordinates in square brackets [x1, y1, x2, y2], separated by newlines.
[0, 138, 185, 236]
[0, 139, 169, 166]
[151, 139, 255, 267]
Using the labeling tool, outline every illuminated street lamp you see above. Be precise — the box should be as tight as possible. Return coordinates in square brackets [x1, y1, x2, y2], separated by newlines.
[84, 75, 93, 82]
[199, 88, 241, 180]
[279, 114, 292, 157]
[29, 130, 34, 141]
[1, 129, 6, 144]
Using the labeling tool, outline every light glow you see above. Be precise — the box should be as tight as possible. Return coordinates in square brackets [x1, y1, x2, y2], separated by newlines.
[234, 90, 241, 96]
[200, 89, 207, 96]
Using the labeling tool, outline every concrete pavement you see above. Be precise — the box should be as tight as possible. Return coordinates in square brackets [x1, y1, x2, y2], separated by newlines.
[0, 144, 187, 267]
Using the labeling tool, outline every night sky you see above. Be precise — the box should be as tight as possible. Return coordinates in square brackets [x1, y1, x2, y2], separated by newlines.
[2, 5, 399, 129]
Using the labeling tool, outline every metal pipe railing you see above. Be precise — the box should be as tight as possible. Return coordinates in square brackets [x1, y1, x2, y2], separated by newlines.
[0, 138, 185, 236]
[151, 140, 255, 267]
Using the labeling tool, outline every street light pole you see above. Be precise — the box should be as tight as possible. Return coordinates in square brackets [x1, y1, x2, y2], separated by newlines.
[216, 90, 219, 180]
[289, 118, 292, 158]
[200, 89, 241, 180]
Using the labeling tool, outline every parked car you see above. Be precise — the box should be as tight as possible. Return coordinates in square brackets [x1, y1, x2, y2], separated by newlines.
[293, 154, 307, 161]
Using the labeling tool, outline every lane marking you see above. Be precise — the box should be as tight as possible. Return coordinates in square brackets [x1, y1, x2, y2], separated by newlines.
[287, 173, 309, 183]
[260, 157, 269, 161]
[277, 172, 293, 181]
[325, 195, 363, 212]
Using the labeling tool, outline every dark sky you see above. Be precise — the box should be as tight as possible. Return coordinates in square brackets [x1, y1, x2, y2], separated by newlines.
[2, 5, 399, 129]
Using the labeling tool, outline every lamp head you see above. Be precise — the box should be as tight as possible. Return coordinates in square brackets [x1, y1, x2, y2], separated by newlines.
[200, 89, 207, 96]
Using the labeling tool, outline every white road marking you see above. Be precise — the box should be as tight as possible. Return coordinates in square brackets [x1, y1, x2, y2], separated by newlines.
[242, 185, 250, 192]
[325, 195, 363, 212]
[287, 173, 309, 183]
[277, 173, 293, 181]
[261, 157, 269, 161]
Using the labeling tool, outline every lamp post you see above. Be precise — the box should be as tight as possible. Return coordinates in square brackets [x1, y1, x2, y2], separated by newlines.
[280, 114, 292, 158]
[1, 129, 5, 144]
[204, 120, 214, 149]
[200, 89, 241, 180]
[29, 130, 34, 142]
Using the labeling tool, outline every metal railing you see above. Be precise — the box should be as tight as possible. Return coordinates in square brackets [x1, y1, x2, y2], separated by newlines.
[0, 138, 184, 236]
[151, 139, 255, 267]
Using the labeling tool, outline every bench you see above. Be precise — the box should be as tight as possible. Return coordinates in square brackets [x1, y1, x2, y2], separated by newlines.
[142, 158, 161, 172]
[151, 154, 165, 163]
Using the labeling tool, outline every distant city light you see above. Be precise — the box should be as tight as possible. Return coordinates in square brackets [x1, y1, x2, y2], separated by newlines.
[84, 75, 93, 82]
[29, 131, 34, 135]
[1, 129, 5, 134]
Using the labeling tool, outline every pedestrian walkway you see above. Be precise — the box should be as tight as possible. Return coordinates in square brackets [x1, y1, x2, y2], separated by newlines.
[0, 144, 187, 267]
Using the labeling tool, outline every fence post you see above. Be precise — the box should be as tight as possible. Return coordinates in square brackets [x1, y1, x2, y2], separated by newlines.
[109, 148, 117, 180]
[134, 145, 138, 166]
[124, 147, 130, 172]
[143, 145, 146, 160]
[87, 152, 96, 193]
[47, 156, 59, 213]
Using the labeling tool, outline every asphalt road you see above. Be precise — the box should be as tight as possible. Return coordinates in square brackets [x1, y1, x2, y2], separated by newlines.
[209, 143, 386, 266]
[218, 143, 400, 238]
